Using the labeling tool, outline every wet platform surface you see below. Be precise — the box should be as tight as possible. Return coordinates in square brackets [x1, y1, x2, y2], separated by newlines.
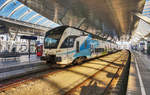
[127, 51, 150, 95]
[0, 54, 47, 81]
[0, 54, 41, 69]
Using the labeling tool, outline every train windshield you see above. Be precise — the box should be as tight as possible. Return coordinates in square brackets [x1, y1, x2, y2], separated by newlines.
[44, 26, 68, 49]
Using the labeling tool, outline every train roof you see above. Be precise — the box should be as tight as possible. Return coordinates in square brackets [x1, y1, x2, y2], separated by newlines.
[47, 25, 115, 43]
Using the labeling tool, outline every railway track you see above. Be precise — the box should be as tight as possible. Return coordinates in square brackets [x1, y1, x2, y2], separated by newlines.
[64, 51, 129, 95]
[0, 52, 118, 91]
[0, 66, 61, 91]
[0, 50, 129, 95]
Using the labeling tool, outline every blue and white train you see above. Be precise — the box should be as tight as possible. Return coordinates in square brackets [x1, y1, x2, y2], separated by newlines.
[42, 26, 116, 66]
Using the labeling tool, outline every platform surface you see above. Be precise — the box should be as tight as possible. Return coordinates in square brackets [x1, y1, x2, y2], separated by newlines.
[0, 54, 47, 81]
[127, 51, 150, 95]
[0, 54, 41, 69]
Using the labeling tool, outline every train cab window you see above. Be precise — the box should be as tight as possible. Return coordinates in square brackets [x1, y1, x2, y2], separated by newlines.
[44, 26, 67, 49]
[61, 36, 78, 48]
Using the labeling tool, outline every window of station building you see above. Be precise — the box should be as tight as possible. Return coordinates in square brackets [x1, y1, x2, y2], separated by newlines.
[61, 36, 78, 48]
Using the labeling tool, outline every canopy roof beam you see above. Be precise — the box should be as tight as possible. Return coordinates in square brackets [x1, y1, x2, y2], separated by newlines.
[133, 12, 150, 24]
[18, 9, 32, 20]
[34, 17, 44, 24]
[26, 14, 39, 22]
[42, 20, 49, 25]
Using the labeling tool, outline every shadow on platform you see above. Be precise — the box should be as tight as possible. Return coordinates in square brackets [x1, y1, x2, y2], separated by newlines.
[80, 80, 105, 95]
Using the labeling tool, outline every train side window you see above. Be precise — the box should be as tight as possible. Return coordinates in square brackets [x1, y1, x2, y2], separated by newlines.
[76, 41, 80, 53]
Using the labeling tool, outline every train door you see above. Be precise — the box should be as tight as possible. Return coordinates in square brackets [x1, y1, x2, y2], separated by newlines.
[90, 44, 94, 57]
[68, 36, 79, 63]
[66, 36, 77, 63]
[76, 41, 80, 53]
[59, 37, 70, 64]
[60, 36, 77, 64]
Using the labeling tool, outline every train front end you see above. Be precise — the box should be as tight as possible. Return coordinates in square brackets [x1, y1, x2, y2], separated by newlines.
[41, 26, 68, 65]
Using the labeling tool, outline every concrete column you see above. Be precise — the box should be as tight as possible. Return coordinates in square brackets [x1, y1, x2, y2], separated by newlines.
[53, 3, 58, 23]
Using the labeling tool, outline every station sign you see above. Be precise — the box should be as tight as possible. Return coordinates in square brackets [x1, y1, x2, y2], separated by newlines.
[140, 43, 145, 45]
[20, 35, 37, 40]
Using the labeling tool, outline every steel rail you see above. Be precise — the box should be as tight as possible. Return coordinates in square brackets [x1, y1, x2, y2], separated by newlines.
[64, 52, 127, 95]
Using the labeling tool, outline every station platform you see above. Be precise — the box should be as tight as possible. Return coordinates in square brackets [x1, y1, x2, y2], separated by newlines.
[127, 51, 150, 95]
[0, 50, 130, 95]
[0, 54, 41, 69]
[0, 54, 48, 81]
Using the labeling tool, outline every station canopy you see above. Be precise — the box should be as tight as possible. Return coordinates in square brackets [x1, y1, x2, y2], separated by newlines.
[130, 0, 150, 44]
[17, 0, 145, 41]
[0, 0, 60, 28]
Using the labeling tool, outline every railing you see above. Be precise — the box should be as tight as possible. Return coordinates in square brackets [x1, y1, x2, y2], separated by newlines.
[0, 52, 20, 58]
[0, 52, 36, 58]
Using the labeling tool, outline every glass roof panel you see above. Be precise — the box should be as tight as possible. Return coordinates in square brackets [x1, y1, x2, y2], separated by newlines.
[29, 16, 42, 23]
[0, 0, 60, 28]
[0, 0, 6, 7]
[38, 18, 47, 25]
[130, 0, 150, 44]
[10, 6, 27, 19]
[21, 11, 36, 21]
[0, 0, 21, 17]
